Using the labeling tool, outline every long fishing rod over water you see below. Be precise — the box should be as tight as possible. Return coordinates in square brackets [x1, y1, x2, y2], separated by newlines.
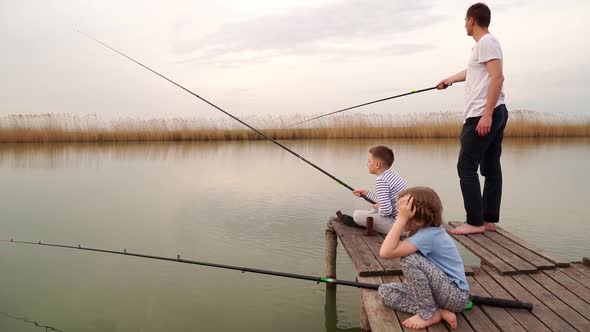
[76, 30, 375, 205]
[3, 239, 533, 311]
[285, 85, 453, 128]
[2, 239, 378, 289]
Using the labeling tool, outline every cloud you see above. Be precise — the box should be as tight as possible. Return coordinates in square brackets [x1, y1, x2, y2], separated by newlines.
[172, 0, 442, 65]
[173, 42, 434, 67]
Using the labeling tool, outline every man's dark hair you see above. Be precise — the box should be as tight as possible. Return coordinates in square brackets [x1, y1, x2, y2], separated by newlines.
[369, 145, 394, 168]
[467, 3, 491, 27]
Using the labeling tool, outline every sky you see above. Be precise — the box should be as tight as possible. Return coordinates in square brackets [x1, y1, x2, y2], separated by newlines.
[1, 0, 588, 120]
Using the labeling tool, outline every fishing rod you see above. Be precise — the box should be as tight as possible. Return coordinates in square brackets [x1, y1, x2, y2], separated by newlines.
[76, 30, 375, 205]
[285, 85, 452, 128]
[3, 239, 533, 311]
[0, 310, 63, 332]
[2, 239, 377, 289]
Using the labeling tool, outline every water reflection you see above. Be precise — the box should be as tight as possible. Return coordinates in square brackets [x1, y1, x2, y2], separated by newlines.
[1, 137, 588, 168]
[0, 138, 588, 331]
[325, 286, 360, 332]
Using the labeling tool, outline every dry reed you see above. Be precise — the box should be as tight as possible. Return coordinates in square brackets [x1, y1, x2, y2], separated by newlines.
[1, 111, 589, 143]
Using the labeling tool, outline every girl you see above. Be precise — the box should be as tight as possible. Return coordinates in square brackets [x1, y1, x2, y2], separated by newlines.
[378, 187, 469, 330]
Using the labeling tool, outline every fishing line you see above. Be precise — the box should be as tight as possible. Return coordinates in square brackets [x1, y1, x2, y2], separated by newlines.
[0, 310, 64, 332]
[285, 85, 453, 128]
[76, 30, 375, 204]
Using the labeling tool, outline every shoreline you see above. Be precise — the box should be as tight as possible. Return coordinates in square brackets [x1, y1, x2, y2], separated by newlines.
[1, 111, 589, 143]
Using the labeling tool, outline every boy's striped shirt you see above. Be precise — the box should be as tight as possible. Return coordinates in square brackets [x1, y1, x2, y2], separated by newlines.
[366, 169, 408, 217]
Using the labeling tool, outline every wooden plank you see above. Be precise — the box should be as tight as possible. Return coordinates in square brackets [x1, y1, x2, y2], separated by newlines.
[463, 265, 476, 277]
[572, 262, 590, 276]
[454, 313, 476, 332]
[467, 276, 527, 332]
[468, 234, 537, 273]
[512, 274, 590, 331]
[482, 265, 577, 332]
[449, 222, 537, 274]
[474, 269, 551, 332]
[529, 272, 590, 320]
[543, 269, 590, 304]
[360, 302, 370, 332]
[332, 219, 367, 237]
[494, 227, 570, 267]
[483, 231, 555, 270]
[359, 276, 404, 332]
[461, 304, 500, 332]
[339, 234, 384, 276]
[426, 322, 451, 332]
[443, 224, 516, 275]
[362, 234, 403, 275]
[560, 266, 590, 290]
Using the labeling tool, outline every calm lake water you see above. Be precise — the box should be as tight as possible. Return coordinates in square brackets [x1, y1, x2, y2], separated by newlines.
[1, 138, 589, 331]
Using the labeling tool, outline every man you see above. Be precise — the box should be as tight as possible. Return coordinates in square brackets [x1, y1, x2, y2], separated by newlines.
[437, 3, 508, 235]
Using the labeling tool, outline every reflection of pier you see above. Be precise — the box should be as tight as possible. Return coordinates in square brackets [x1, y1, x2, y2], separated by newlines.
[325, 216, 590, 331]
[324, 285, 360, 332]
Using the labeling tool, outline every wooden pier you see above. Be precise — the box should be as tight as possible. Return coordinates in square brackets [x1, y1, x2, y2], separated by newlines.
[325, 216, 590, 332]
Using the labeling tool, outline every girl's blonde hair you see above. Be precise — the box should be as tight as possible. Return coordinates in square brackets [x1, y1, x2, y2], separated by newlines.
[398, 187, 443, 234]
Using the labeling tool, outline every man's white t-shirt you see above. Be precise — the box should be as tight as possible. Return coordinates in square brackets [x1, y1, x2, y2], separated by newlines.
[464, 33, 505, 120]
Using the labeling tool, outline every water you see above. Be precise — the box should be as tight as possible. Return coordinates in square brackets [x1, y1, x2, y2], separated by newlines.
[0, 138, 588, 331]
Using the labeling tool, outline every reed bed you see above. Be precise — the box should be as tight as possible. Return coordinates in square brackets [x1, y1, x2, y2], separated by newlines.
[0, 111, 589, 143]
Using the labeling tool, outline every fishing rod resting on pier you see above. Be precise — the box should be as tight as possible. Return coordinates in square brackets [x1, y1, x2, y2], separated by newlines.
[3, 239, 533, 311]
[285, 85, 452, 128]
[76, 30, 375, 205]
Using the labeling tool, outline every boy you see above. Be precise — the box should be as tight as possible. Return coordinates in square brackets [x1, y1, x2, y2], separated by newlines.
[352, 145, 408, 234]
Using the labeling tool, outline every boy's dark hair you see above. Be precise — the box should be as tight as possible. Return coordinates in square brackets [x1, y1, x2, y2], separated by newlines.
[398, 187, 443, 230]
[369, 145, 394, 168]
[466, 3, 491, 27]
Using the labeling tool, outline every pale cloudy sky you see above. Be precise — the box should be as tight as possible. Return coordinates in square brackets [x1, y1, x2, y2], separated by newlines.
[1, 0, 588, 120]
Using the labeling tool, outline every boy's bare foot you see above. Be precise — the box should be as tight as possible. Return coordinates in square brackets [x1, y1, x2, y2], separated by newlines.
[484, 222, 496, 232]
[402, 311, 441, 329]
[449, 224, 485, 235]
[439, 309, 458, 330]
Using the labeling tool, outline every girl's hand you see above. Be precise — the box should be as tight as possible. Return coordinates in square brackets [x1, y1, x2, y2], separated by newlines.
[353, 189, 368, 197]
[397, 195, 416, 221]
[372, 203, 379, 210]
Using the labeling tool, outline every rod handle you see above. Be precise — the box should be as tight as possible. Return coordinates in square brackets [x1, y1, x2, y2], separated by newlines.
[437, 83, 453, 90]
[360, 194, 376, 205]
[470, 295, 533, 311]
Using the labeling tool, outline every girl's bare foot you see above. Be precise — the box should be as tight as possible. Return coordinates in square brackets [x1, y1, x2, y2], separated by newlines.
[449, 224, 485, 235]
[439, 309, 458, 330]
[485, 222, 496, 232]
[402, 311, 442, 329]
